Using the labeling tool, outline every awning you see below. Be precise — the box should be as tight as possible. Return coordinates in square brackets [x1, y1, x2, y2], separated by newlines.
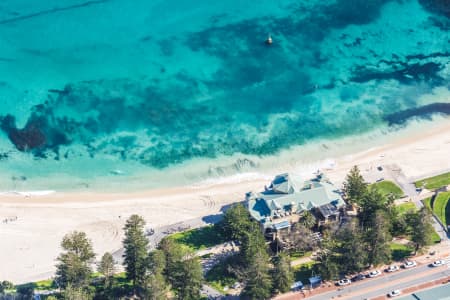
[309, 276, 322, 286]
[273, 220, 290, 230]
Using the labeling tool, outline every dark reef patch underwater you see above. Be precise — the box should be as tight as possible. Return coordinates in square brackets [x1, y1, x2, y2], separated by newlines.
[0, 0, 448, 185]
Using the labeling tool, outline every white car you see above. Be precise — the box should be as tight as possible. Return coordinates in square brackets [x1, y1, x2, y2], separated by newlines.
[388, 290, 401, 297]
[337, 279, 351, 286]
[368, 270, 381, 278]
[403, 261, 417, 268]
[432, 260, 445, 267]
[386, 265, 399, 272]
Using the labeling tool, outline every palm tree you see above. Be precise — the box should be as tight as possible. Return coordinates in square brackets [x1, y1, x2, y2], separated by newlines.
[300, 211, 316, 229]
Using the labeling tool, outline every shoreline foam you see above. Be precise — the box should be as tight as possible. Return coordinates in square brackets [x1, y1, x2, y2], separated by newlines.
[1, 115, 449, 194]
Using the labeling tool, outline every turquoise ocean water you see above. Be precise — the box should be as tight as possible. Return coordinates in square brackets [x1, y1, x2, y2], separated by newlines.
[0, 0, 448, 191]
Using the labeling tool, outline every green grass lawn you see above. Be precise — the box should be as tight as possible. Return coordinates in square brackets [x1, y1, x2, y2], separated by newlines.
[432, 192, 450, 226]
[430, 231, 441, 244]
[290, 251, 313, 261]
[415, 172, 450, 190]
[205, 256, 239, 294]
[370, 181, 404, 199]
[390, 243, 414, 261]
[31, 279, 54, 291]
[292, 261, 319, 283]
[167, 225, 228, 251]
[422, 197, 432, 211]
[396, 202, 417, 215]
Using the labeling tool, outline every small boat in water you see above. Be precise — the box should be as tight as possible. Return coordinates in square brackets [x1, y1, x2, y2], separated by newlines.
[265, 34, 273, 45]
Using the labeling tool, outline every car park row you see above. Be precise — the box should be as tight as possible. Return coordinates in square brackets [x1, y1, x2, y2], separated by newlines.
[335, 259, 449, 297]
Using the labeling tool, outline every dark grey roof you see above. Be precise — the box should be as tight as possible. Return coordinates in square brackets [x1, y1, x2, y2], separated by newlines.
[317, 203, 339, 218]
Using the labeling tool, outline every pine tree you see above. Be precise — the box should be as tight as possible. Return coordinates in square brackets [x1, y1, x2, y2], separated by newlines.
[122, 214, 149, 295]
[55, 231, 95, 289]
[242, 248, 273, 300]
[241, 224, 273, 300]
[222, 203, 253, 242]
[273, 253, 294, 294]
[359, 188, 386, 228]
[158, 239, 203, 300]
[336, 224, 367, 274]
[98, 252, 115, 291]
[343, 165, 368, 206]
[409, 207, 434, 253]
[145, 273, 169, 300]
[174, 256, 203, 300]
[316, 248, 339, 280]
[158, 238, 186, 285]
[146, 249, 169, 300]
[365, 211, 392, 266]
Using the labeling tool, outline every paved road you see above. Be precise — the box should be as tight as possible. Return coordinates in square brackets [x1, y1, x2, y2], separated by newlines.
[304, 260, 450, 300]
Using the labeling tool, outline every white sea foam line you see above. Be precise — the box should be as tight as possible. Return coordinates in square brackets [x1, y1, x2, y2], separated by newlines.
[0, 190, 56, 196]
[190, 172, 272, 189]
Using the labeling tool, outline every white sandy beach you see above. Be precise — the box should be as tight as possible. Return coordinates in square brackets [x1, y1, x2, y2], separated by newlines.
[1, 119, 450, 283]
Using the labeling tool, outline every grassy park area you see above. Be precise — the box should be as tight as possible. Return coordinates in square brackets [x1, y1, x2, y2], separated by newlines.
[422, 192, 450, 227]
[371, 180, 404, 199]
[423, 197, 432, 210]
[390, 243, 414, 261]
[290, 251, 313, 261]
[415, 172, 450, 190]
[292, 262, 319, 283]
[432, 192, 450, 226]
[396, 202, 416, 215]
[421, 196, 445, 243]
[167, 225, 227, 251]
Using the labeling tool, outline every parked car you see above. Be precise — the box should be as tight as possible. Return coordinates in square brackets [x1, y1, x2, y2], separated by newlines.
[431, 260, 445, 267]
[403, 261, 417, 268]
[368, 270, 381, 278]
[388, 290, 401, 297]
[386, 265, 399, 272]
[351, 274, 365, 282]
[337, 279, 351, 286]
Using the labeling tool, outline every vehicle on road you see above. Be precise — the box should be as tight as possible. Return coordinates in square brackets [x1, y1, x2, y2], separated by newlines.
[368, 270, 381, 278]
[403, 261, 417, 268]
[431, 260, 445, 267]
[351, 274, 365, 281]
[388, 290, 401, 297]
[337, 279, 351, 286]
[386, 265, 399, 272]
